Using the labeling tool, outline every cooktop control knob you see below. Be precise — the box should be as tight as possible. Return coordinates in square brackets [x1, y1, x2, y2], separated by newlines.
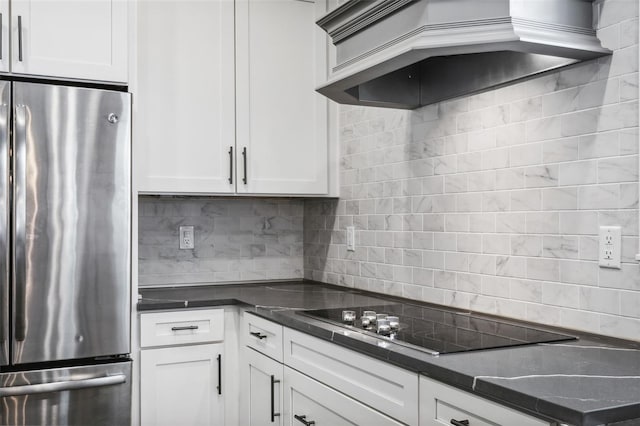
[377, 319, 391, 335]
[362, 311, 376, 327]
[342, 310, 356, 324]
[388, 316, 399, 330]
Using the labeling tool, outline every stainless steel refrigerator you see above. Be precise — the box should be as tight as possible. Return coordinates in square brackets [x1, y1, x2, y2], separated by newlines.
[0, 81, 131, 425]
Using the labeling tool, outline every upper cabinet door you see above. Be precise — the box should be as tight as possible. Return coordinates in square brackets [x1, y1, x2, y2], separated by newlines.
[236, 0, 329, 195]
[10, 0, 128, 83]
[134, 0, 235, 194]
[0, 1, 9, 73]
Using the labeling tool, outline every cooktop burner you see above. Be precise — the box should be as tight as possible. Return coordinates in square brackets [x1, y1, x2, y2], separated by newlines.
[300, 303, 576, 355]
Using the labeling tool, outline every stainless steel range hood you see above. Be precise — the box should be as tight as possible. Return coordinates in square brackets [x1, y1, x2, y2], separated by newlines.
[317, 0, 611, 109]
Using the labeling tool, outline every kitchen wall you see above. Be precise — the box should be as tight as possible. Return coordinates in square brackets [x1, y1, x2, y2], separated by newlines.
[305, 0, 640, 341]
[138, 197, 304, 286]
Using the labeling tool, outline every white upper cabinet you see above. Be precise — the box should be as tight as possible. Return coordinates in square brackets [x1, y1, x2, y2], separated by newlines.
[134, 0, 336, 196]
[0, 1, 8, 73]
[134, 0, 235, 194]
[235, 0, 329, 195]
[7, 0, 128, 83]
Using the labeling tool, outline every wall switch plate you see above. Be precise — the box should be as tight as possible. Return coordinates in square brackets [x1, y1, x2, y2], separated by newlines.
[179, 226, 195, 250]
[346, 226, 355, 251]
[599, 226, 621, 269]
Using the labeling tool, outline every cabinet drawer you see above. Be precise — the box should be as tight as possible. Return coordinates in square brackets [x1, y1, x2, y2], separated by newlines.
[242, 313, 283, 362]
[420, 376, 551, 426]
[284, 366, 403, 426]
[284, 328, 419, 425]
[140, 309, 224, 348]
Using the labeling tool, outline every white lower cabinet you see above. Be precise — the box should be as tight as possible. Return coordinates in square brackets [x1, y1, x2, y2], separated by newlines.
[242, 347, 284, 426]
[284, 366, 404, 426]
[241, 313, 414, 426]
[419, 376, 551, 426]
[283, 328, 419, 425]
[139, 308, 231, 426]
[143, 311, 556, 426]
[141, 344, 224, 426]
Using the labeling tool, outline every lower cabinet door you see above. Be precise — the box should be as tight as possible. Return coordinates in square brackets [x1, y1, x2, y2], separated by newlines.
[141, 343, 224, 426]
[242, 347, 284, 426]
[283, 366, 404, 426]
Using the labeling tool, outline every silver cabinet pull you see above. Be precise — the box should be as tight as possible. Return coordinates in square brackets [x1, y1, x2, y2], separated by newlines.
[171, 325, 198, 331]
[17, 15, 22, 62]
[228, 146, 233, 184]
[242, 147, 247, 184]
[0, 374, 126, 397]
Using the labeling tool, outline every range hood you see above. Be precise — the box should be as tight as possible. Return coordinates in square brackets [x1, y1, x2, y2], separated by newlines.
[316, 0, 611, 109]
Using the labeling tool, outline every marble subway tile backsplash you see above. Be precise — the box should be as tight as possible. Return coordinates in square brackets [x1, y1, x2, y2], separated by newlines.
[138, 197, 303, 286]
[304, 0, 640, 341]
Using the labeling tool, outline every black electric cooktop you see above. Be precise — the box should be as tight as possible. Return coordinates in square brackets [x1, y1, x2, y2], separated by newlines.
[300, 303, 576, 355]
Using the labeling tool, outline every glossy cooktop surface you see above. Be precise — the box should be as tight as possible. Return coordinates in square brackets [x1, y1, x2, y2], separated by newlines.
[300, 303, 576, 355]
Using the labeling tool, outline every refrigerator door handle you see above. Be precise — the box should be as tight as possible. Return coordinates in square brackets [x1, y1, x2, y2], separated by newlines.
[0, 84, 8, 365]
[12, 104, 27, 342]
[0, 373, 127, 397]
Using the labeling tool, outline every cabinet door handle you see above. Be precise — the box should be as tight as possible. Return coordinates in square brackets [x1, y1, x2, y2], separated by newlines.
[228, 146, 233, 184]
[451, 420, 470, 426]
[17, 15, 22, 62]
[249, 331, 267, 340]
[171, 325, 199, 331]
[294, 414, 315, 426]
[0, 13, 3, 60]
[270, 375, 280, 422]
[216, 354, 222, 395]
[242, 147, 247, 184]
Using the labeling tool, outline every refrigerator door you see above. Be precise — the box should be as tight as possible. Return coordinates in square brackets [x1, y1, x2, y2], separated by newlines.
[12, 82, 131, 364]
[0, 81, 8, 366]
[0, 361, 131, 426]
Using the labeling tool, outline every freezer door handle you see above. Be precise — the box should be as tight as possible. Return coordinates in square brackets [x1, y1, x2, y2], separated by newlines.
[0, 373, 127, 397]
[12, 104, 27, 342]
[0, 84, 9, 365]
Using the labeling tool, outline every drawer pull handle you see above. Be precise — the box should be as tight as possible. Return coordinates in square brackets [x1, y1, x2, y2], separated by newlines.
[171, 325, 199, 331]
[270, 375, 280, 422]
[294, 414, 315, 426]
[451, 420, 470, 426]
[250, 331, 267, 340]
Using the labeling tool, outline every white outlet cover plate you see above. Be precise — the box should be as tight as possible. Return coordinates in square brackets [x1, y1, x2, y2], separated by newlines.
[346, 226, 355, 251]
[599, 226, 621, 269]
[179, 225, 195, 250]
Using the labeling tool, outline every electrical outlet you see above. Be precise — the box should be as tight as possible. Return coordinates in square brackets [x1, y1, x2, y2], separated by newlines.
[179, 226, 195, 250]
[599, 226, 621, 269]
[346, 226, 355, 251]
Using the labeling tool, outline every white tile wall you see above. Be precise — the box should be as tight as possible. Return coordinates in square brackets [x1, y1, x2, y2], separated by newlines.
[305, 0, 640, 341]
[139, 197, 304, 286]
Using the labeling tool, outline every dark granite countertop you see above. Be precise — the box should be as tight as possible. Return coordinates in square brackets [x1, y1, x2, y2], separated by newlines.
[139, 280, 640, 426]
